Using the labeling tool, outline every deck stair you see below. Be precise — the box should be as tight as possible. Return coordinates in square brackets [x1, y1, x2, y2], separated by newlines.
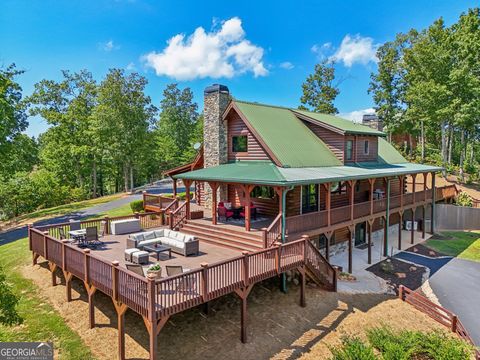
[179, 220, 264, 252]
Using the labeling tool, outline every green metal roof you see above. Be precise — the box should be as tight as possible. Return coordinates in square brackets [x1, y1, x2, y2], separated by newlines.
[174, 160, 442, 186]
[234, 101, 342, 168]
[293, 109, 385, 136]
[378, 137, 408, 164]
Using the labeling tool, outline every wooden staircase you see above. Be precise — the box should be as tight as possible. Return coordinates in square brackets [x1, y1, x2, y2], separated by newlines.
[179, 220, 264, 252]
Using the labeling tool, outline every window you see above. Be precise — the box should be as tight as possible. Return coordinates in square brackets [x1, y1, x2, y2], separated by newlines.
[345, 140, 353, 160]
[302, 184, 319, 213]
[364, 140, 369, 155]
[330, 181, 347, 195]
[251, 186, 275, 199]
[232, 135, 248, 153]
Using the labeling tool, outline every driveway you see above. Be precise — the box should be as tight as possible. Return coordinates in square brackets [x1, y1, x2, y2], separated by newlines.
[0, 181, 182, 246]
[395, 251, 480, 346]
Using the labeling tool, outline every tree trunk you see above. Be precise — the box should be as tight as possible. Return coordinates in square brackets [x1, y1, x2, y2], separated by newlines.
[129, 164, 134, 193]
[447, 126, 453, 164]
[420, 120, 425, 162]
[459, 130, 465, 182]
[123, 163, 129, 193]
[92, 157, 97, 199]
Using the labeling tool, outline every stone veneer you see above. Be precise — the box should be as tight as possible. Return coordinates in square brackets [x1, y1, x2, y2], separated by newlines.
[203, 85, 230, 209]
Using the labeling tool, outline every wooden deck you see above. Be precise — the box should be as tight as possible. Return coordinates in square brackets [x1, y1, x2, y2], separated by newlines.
[88, 228, 242, 273]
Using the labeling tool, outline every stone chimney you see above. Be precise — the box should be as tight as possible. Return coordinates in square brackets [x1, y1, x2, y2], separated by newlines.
[362, 113, 383, 132]
[203, 84, 230, 208]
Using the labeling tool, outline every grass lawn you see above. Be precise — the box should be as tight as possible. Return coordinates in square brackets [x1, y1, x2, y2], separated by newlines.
[425, 231, 480, 262]
[0, 237, 93, 359]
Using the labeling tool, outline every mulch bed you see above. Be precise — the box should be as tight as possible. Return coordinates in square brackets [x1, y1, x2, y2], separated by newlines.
[406, 243, 447, 258]
[367, 258, 426, 294]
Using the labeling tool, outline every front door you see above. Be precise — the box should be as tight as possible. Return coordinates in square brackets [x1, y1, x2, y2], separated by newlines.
[355, 222, 366, 246]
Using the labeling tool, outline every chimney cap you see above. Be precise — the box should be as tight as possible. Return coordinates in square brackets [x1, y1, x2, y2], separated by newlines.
[204, 84, 229, 95]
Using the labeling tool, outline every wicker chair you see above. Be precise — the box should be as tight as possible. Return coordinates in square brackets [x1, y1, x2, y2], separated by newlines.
[126, 263, 146, 277]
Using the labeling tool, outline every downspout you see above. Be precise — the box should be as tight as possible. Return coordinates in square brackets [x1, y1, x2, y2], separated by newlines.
[281, 185, 295, 293]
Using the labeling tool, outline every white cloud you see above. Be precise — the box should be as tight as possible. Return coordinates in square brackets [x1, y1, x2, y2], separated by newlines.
[330, 35, 378, 67]
[279, 61, 294, 70]
[126, 62, 136, 71]
[142, 17, 268, 80]
[311, 42, 332, 59]
[339, 108, 376, 123]
[99, 40, 120, 52]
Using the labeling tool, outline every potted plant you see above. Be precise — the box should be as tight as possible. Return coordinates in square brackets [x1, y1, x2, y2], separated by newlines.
[146, 263, 162, 279]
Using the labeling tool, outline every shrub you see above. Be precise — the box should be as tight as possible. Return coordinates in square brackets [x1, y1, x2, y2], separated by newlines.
[455, 192, 473, 207]
[329, 337, 376, 360]
[130, 200, 144, 213]
[0, 266, 23, 326]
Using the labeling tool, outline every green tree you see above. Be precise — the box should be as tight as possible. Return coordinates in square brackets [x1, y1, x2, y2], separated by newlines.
[155, 84, 200, 171]
[92, 69, 157, 192]
[0, 266, 23, 326]
[299, 60, 339, 114]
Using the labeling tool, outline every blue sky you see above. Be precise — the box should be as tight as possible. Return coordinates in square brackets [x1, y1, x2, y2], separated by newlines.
[1, 0, 477, 137]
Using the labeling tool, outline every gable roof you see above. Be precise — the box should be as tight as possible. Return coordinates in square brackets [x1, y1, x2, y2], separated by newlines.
[232, 101, 342, 168]
[293, 109, 385, 136]
[378, 137, 408, 164]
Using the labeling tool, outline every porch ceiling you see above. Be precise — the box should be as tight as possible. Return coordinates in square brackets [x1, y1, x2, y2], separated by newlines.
[173, 161, 443, 186]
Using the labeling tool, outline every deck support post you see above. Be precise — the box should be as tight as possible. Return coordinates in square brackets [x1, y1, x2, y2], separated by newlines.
[183, 179, 192, 220]
[298, 265, 306, 308]
[411, 207, 416, 244]
[384, 178, 391, 257]
[114, 301, 128, 360]
[348, 225, 354, 274]
[208, 182, 219, 225]
[48, 262, 57, 286]
[84, 284, 96, 328]
[398, 211, 403, 250]
[234, 285, 254, 344]
[348, 180, 356, 221]
[147, 273, 157, 360]
[63, 270, 73, 302]
[367, 220, 373, 264]
[325, 231, 333, 261]
[368, 178, 375, 216]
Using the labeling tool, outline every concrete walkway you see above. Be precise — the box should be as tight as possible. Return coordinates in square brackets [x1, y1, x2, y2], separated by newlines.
[331, 228, 431, 294]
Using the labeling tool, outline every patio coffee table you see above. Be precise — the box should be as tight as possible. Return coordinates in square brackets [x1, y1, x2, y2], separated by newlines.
[143, 244, 172, 261]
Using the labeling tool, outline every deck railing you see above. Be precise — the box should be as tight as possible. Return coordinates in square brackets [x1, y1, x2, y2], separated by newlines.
[262, 213, 282, 248]
[36, 211, 165, 239]
[169, 202, 187, 230]
[399, 285, 479, 358]
[143, 193, 176, 210]
[285, 210, 328, 236]
[29, 228, 336, 323]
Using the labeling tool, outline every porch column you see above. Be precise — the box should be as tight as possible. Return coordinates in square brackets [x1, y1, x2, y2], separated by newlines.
[173, 179, 177, 197]
[431, 172, 436, 234]
[324, 183, 331, 226]
[369, 178, 374, 216]
[411, 207, 416, 244]
[398, 211, 403, 250]
[384, 178, 391, 257]
[422, 205, 426, 239]
[348, 225, 354, 274]
[184, 179, 192, 220]
[399, 176, 404, 208]
[274, 187, 284, 215]
[367, 220, 373, 264]
[208, 182, 219, 225]
[412, 174, 417, 204]
[423, 173, 428, 202]
[241, 184, 255, 232]
[348, 180, 356, 221]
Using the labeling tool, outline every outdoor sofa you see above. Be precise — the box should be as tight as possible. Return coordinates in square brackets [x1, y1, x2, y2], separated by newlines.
[127, 229, 199, 256]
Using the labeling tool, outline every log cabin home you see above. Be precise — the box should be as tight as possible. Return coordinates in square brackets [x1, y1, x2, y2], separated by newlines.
[154, 84, 452, 274]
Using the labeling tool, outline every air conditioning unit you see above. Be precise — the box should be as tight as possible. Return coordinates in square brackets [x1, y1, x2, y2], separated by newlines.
[404, 220, 418, 231]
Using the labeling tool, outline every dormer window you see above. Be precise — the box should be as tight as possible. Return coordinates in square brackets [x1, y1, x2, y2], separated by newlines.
[346, 140, 353, 161]
[364, 140, 369, 155]
[232, 135, 248, 153]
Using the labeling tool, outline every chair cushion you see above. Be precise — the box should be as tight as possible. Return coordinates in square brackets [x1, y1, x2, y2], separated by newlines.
[130, 233, 144, 242]
[143, 231, 156, 240]
[154, 230, 164, 238]
[139, 239, 161, 248]
[158, 236, 185, 249]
